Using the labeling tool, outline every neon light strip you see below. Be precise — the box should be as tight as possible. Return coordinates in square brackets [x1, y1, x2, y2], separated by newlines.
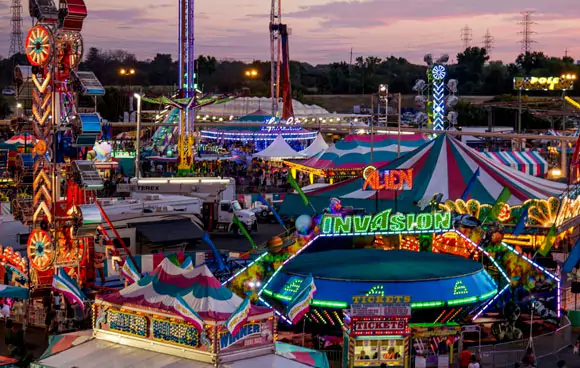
[319, 229, 448, 237]
[262, 288, 495, 310]
[222, 251, 268, 285]
[473, 285, 510, 321]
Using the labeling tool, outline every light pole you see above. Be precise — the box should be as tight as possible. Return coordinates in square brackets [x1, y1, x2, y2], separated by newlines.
[134, 93, 142, 179]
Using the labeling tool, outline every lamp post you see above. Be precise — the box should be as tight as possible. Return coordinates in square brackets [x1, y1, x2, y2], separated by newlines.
[134, 93, 142, 179]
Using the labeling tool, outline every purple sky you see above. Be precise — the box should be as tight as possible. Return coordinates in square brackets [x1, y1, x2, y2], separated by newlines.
[1, 0, 578, 65]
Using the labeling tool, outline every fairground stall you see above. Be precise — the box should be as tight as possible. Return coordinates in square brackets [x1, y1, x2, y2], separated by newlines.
[33, 258, 328, 367]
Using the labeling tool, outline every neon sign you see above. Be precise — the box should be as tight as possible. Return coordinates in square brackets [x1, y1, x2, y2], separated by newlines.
[453, 281, 468, 296]
[260, 117, 302, 133]
[320, 210, 452, 237]
[363, 166, 413, 191]
[432, 64, 446, 131]
[514, 75, 576, 91]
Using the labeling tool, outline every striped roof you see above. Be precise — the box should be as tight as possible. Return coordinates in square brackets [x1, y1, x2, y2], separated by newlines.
[482, 151, 548, 177]
[300, 133, 428, 170]
[99, 258, 271, 321]
[309, 134, 566, 205]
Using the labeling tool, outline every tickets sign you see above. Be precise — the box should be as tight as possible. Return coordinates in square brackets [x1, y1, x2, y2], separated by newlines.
[352, 318, 410, 336]
[350, 295, 411, 317]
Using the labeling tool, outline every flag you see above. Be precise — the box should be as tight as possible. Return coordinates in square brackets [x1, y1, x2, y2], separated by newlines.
[202, 232, 227, 271]
[258, 194, 286, 229]
[287, 174, 309, 206]
[512, 203, 531, 236]
[52, 268, 86, 310]
[121, 257, 141, 284]
[287, 274, 317, 325]
[225, 297, 251, 336]
[489, 187, 512, 221]
[563, 237, 580, 273]
[174, 296, 204, 331]
[538, 225, 557, 256]
[233, 215, 257, 249]
[461, 168, 480, 200]
[181, 256, 194, 270]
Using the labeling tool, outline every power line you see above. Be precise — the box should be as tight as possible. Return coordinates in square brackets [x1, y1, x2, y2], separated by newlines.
[518, 11, 536, 54]
[460, 25, 472, 50]
[483, 29, 494, 57]
[9, 0, 24, 56]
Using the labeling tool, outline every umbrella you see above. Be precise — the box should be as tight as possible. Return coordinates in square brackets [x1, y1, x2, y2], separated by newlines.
[0, 284, 29, 299]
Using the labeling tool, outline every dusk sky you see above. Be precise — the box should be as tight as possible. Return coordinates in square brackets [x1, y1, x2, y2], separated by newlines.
[1, 0, 578, 65]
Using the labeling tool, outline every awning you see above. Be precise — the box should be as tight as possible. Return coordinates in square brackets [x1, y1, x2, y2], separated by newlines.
[132, 220, 203, 243]
[0, 284, 29, 299]
[481, 150, 548, 176]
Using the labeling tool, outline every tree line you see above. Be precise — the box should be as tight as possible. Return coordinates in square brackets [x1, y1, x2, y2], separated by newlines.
[0, 47, 579, 125]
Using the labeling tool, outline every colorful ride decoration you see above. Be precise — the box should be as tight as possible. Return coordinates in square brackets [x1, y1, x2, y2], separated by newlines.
[23, 0, 96, 288]
[0, 246, 28, 281]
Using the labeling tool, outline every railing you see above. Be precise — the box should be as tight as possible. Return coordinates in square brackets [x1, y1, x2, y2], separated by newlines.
[469, 317, 572, 367]
[322, 349, 342, 368]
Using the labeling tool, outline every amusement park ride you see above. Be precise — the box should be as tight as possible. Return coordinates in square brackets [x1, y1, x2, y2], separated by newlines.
[269, 0, 294, 120]
[11, 0, 122, 288]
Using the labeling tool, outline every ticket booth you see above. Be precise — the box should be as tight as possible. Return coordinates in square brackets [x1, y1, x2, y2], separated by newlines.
[345, 295, 412, 368]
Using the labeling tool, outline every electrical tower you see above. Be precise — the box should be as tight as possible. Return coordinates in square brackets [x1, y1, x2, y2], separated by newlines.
[483, 29, 494, 56]
[519, 11, 536, 54]
[9, 0, 25, 56]
[460, 25, 472, 49]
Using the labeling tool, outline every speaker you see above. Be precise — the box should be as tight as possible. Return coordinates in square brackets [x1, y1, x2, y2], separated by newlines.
[571, 281, 580, 294]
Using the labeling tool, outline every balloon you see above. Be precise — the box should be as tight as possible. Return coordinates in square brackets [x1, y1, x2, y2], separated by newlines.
[295, 215, 313, 235]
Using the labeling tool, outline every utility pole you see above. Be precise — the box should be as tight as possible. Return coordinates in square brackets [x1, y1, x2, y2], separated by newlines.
[348, 47, 353, 94]
[460, 25, 472, 50]
[519, 11, 536, 54]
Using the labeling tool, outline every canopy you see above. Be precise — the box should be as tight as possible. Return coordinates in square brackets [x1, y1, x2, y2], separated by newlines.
[299, 133, 329, 157]
[100, 258, 271, 321]
[0, 133, 36, 148]
[253, 135, 304, 160]
[298, 133, 427, 170]
[307, 134, 566, 206]
[0, 284, 29, 299]
[481, 151, 548, 177]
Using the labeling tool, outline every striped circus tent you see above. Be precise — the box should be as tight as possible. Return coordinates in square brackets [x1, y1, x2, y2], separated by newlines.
[307, 134, 566, 206]
[100, 258, 272, 321]
[481, 150, 548, 176]
[299, 133, 428, 170]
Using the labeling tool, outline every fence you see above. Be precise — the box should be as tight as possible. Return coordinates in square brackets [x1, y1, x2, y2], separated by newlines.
[469, 317, 572, 367]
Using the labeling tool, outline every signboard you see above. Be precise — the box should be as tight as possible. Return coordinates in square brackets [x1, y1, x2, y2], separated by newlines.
[321, 210, 451, 236]
[513, 76, 575, 91]
[151, 318, 199, 347]
[218, 320, 273, 351]
[116, 183, 200, 194]
[363, 166, 413, 191]
[351, 295, 411, 317]
[261, 117, 302, 133]
[351, 317, 409, 336]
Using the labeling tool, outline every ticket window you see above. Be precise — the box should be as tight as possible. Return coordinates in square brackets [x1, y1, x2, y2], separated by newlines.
[354, 339, 405, 367]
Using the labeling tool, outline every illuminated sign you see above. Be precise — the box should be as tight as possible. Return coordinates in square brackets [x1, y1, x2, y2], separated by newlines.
[351, 295, 412, 317]
[320, 210, 452, 237]
[218, 320, 273, 351]
[351, 317, 410, 336]
[363, 166, 413, 191]
[260, 117, 302, 133]
[453, 281, 469, 296]
[514, 75, 576, 91]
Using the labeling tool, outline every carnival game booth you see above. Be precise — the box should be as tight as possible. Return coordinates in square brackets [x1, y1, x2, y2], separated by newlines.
[201, 110, 317, 152]
[93, 259, 281, 366]
[284, 133, 427, 183]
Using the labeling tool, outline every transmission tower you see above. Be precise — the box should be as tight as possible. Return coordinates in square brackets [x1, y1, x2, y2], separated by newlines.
[518, 11, 536, 54]
[9, 0, 25, 56]
[483, 29, 494, 56]
[460, 25, 472, 49]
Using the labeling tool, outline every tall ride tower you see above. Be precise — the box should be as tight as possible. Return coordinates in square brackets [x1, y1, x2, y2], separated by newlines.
[178, 0, 196, 172]
[269, 0, 294, 119]
[9, 0, 25, 56]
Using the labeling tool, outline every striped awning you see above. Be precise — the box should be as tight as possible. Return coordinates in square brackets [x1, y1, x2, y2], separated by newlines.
[481, 151, 548, 176]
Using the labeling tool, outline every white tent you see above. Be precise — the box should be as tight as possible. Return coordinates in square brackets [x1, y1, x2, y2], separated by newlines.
[299, 133, 329, 158]
[253, 135, 304, 160]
